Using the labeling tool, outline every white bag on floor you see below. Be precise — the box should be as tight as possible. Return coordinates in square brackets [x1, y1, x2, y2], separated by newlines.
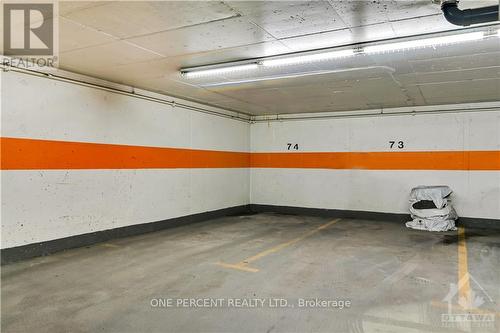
[409, 185, 452, 209]
[406, 218, 457, 232]
[409, 203, 458, 220]
[406, 185, 458, 232]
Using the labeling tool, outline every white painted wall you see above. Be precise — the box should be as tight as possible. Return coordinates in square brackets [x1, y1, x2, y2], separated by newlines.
[1, 71, 250, 248]
[251, 112, 500, 219]
[2, 70, 499, 249]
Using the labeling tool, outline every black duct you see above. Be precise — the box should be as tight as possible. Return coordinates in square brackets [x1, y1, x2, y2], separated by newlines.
[441, 1, 499, 26]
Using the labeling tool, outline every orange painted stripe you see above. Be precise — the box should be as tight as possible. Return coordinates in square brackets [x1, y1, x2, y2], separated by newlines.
[0, 137, 249, 170]
[1, 137, 499, 171]
[251, 151, 500, 171]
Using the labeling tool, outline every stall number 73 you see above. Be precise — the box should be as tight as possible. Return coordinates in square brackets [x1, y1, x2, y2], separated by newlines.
[389, 141, 404, 149]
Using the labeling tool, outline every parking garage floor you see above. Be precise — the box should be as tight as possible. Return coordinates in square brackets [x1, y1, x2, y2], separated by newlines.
[2, 213, 499, 332]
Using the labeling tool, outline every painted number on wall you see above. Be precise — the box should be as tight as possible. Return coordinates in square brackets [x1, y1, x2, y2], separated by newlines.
[287, 143, 299, 150]
[389, 141, 404, 149]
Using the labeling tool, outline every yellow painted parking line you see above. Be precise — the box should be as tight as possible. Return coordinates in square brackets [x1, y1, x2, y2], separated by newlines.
[217, 218, 341, 273]
[216, 262, 260, 273]
[457, 226, 471, 307]
[101, 243, 120, 248]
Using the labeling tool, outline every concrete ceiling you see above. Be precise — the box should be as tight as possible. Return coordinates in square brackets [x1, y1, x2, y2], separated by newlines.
[51, 1, 500, 115]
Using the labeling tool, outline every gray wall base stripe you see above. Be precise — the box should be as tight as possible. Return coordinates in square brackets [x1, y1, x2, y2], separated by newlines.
[1, 205, 250, 265]
[457, 217, 500, 229]
[249, 204, 500, 229]
[3, 204, 498, 264]
[249, 204, 409, 222]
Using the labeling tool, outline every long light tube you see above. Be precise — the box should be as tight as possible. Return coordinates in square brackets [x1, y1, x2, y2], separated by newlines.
[363, 31, 485, 54]
[260, 49, 355, 67]
[180, 29, 495, 78]
[182, 63, 258, 79]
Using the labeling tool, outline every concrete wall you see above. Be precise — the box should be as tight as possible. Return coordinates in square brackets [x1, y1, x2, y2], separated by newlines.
[2, 70, 499, 250]
[251, 112, 500, 219]
[1, 71, 250, 248]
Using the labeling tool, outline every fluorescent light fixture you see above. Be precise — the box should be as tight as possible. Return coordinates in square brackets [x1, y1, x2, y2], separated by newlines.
[363, 31, 484, 54]
[199, 65, 391, 87]
[261, 49, 355, 67]
[181, 29, 491, 79]
[182, 63, 258, 79]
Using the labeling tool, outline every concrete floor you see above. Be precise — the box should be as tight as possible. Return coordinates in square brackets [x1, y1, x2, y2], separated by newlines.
[2, 213, 499, 332]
